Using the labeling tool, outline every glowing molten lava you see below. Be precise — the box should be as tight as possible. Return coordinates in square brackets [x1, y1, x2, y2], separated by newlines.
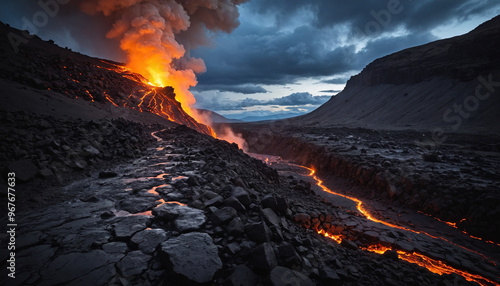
[362, 245, 499, 286]
[301, 166, 499, 286]
[79, 0, 248, 139]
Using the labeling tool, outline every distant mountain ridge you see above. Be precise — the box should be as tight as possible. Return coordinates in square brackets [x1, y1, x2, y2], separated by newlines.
[295, 15, 500, 132]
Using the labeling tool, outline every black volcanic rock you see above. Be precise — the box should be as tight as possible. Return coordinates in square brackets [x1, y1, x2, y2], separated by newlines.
[159, 232, 222, 284]
[349, 16, 500, 86]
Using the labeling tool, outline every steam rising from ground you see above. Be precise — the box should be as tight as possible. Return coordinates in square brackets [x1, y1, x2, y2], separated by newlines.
[217, 126, 248, 152]
[76, 0, 248, 146]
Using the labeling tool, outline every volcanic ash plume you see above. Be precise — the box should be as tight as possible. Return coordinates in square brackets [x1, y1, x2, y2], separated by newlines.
[78, 0, 247, 121]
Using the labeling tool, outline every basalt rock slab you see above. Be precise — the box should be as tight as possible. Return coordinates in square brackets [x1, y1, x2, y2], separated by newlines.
[130, 228, 167, 254]
[116, 251, 151, 278]
[159, 232, 222, 284]
[152, 203, 206, 232]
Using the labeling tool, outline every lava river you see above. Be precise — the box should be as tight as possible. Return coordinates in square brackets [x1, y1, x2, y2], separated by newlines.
[249, 154, 500, 286]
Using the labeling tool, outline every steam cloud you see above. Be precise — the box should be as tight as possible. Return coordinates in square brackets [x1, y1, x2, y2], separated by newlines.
[75, 0, 248, 119]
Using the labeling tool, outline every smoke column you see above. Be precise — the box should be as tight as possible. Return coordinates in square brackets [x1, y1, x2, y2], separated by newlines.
[76, 0, 248, 123]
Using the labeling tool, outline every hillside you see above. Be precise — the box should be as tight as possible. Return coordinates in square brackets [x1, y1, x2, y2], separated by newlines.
[0, 22, 212, 135]
[296, 15, 500, 132]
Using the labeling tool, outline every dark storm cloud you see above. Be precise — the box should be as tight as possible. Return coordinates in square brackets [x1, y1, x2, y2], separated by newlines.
[194, 24, 356, 86]
[194, 0, 500, 89]
[249, 0, 498, 35]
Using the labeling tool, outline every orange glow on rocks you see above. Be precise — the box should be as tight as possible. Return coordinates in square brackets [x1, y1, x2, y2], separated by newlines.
[302, 166, 499, 286]
[362, 245, 499, 286]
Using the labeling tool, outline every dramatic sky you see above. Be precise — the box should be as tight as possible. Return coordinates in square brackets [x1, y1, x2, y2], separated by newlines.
[1, 1, 499, 120]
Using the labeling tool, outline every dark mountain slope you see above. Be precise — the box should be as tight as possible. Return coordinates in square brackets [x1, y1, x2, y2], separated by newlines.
[297, 15, 500, 132]
[0, 22, 213, 135]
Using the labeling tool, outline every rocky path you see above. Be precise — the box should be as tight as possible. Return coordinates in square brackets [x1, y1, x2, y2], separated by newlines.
[1, 126, 496, 285]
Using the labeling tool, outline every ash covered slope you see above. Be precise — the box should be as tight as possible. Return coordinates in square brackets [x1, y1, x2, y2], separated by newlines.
[299, 15, 500, 132]
[0, 22, 212, 135]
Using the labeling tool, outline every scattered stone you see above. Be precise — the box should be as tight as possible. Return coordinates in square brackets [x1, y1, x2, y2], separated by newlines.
[232, 186, 251, 206]
[227, 217, 245, 236]
[252, 242, 277, 272]
[228, 264, 257, 286]
[8, 159, 38, 181]
[262, 208, 280, 228]
[319, 267, 341, 284]
[245, 221, 271, 243]
[261, 195, 278, 211]
[186, 176, 199, 186]
[277, 242, 301, 267]
[211, 206, 237, 225]
[224, 197, 246, 213]
[268, 266, 314, 286]
[226, 242, 241, 255]
[204, 195, 224, 208]
[340, 239, 358, 250]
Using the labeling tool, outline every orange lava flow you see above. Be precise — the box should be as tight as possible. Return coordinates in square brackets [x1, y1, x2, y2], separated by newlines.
[304, 167, 416, 231]
[418, 212, 500, 248]
[303, 166, 497, 265]
[361, 245, 499, 286]
[317, 229, 343, 244]
[301, 166, 499, 285]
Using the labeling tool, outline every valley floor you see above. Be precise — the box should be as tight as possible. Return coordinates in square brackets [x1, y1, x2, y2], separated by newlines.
[1, 124, 498, 285]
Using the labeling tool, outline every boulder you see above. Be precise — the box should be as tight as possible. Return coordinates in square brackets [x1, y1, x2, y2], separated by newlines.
[262, 208, 280, 228]
[224, 197, 246, 213]
[152, 203, 206, 232]
[130, 229, 167, 254]
[211, 206, 237, 225]
[232, 186, 251, 206]
[261, 195, 278, 211]
[159, 232, 222, 283]
[227, 217, 245, 236]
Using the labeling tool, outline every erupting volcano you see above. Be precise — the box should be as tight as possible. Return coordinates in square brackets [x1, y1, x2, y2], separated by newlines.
[76, 0, 249, 136]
